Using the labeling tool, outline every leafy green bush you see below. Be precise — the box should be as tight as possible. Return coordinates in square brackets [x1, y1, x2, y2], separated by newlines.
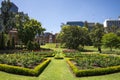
[34, 42, 40, 50]
[54, 53, 64, 59]
[102, 50, 120, 55]
[27, 41, 34, 50]
[0, 58, 51, 76]
[34, 58, 51, 76]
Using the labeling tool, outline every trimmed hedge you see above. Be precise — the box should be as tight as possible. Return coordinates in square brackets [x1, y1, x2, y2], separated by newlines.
[0, 58, 51, 76]
[66, 59, 120, 77]
[54, 53, 64, 59]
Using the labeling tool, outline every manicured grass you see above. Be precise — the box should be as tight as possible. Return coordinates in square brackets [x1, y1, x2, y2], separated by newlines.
[38, 58, 75, 80]
[0, 71, 37, 80]
[38, 57, 120, 80]
[41, 43, 63, 51]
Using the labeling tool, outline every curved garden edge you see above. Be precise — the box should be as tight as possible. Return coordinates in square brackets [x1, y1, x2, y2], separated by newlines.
[66, 58, 120, 77]
[0, 58, 51, 76]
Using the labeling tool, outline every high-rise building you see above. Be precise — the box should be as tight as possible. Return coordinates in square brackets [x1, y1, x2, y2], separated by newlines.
[9, 2, 18, 13]
[104, 19, 120, 27]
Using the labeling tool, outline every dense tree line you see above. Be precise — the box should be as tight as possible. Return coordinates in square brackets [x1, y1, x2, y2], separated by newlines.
[57, 23, 120, 53]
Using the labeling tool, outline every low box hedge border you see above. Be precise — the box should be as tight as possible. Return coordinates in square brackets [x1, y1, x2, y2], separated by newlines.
[66, 58, 120, 77]
[0, 58, 51, 76]
[54, 53, 64, 59]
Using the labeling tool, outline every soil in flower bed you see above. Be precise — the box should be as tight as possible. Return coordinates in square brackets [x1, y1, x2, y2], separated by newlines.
[16, 59, 47, 69]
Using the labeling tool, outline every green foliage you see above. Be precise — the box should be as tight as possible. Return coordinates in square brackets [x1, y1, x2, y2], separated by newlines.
[34, 58, 51, 76]
[7, 40, 10, 49]
[27, 41, 34, 50]
[102, 33, 120, 51]
[11, 37, 15, 49]
[74, 54, 120, 69]
[67, 58, 120, 77]
[18, 19, 45, 45]
[90, 23, 104, 53]
[34, 42, 40, 50]
[0, 32, 6, 49]
[27, 41, 40, 50]
[105, 25, 119, 33]
[58, 25, 89, 49]
[54, 52, 64, 59]
[0, 58, 51, 76]
[0, 52, 54, 68]
[0, 32, 16, 50]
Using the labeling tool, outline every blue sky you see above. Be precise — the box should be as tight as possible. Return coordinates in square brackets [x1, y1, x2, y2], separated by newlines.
[0, 0, 120, 33]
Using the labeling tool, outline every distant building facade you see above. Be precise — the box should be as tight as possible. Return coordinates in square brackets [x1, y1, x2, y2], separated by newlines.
[67, 21, 84, 27]
[34, 32, 57, 44]
[8, 28, 19, 45]
[87, 23, 95, 30]
[44, 32, 56, 43]
[66, 21, 95, 30]
[104, 19, 120, 28]
[9, 2, 18, 13]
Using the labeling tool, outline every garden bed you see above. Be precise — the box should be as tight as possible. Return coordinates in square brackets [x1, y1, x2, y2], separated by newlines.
[66, 53, 120, 77]
[0, 51, 55, 68]
[0, 58, 51, 76]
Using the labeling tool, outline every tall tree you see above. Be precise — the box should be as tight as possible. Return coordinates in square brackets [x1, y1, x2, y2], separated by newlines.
[102, 33, 120, 51]
[105, 25, 119, 33]
[58, 25, 88, 49]
[18, 19, 45, 45]
[90, 23, 104, 53]
[0, 32, 5, 49]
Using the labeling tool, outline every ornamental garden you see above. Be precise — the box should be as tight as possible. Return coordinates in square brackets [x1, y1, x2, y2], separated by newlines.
[0, 0, 120, 80]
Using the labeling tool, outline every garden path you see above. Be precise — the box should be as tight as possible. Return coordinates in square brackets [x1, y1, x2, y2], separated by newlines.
[38, 58, 76, 80]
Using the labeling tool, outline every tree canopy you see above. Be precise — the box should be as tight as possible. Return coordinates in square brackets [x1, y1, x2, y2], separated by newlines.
[90, 23, 104, 53]
[18, 19, 45, 45]
[102, 33, 120, 51]
[57, 25, 89, 49]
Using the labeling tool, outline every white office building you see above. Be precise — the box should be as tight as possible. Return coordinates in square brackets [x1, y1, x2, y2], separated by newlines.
[104, 18, 120, 27]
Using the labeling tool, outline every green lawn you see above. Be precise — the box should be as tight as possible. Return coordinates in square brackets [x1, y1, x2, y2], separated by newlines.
[0, 71, 37, 80]
[0, 43, 120, 80]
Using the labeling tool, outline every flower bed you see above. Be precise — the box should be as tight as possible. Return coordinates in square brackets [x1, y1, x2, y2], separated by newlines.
[0, 58, 51, 76]
[0, 51, 54, 68]
[66, 53, 120, 77]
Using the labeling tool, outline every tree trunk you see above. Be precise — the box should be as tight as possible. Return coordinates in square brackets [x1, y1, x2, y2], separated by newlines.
[98, 46, 102, 53]
[110, 46, 112, 51]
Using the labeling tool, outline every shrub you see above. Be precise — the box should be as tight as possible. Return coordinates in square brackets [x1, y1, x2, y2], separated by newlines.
[11, 37, 15, 49]
[54, 53, 64, 59]
[34, 58, 51, 76]
[27, 41, 40, 50]
[0, 58, 51, 76]
[27, 41, 34, 50]
[34, 42, 40, 50]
